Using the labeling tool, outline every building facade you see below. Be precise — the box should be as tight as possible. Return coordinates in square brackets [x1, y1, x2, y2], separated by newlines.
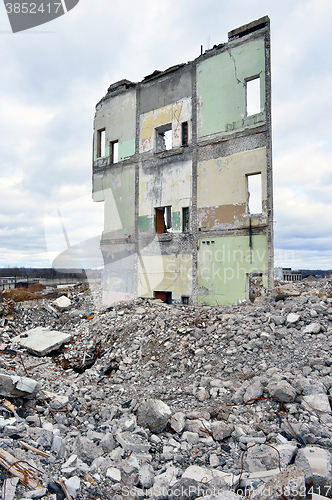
[92, 16, 273, 306]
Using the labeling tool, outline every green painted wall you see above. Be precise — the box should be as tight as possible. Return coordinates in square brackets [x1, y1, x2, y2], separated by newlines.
[198, 234, 268, 305]
[93, 90, 136, 162]
[93, 167, 135, 237]
[118, 138, 135, 161]
[197, 39, 266, 137]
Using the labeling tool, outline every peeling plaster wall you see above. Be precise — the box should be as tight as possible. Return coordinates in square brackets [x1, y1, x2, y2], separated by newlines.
[92, 16, 273, 306]
[139, 159, 192, 232]
[93, 166, 135, 239]
[139, 98, 192, 153]
[197, 147, 267, 229]
[93, 89, 136, 163]
[198, 234, 268, 305]
[138, 253, 192, 301]
[197, 39, 266, 138]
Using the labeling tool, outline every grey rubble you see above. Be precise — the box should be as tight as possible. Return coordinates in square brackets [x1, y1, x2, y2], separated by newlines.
[0, 280, 332, 498]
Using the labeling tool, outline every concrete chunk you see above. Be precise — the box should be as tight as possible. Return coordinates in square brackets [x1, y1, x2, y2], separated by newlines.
[0, 372, 40, 398]
[13, 327, 72, 356]
[295, 446, 332, 495]
[249, 465, 305, 499]
[182, 465, 239, 488]
[116, 431, 151, 453]
[137, 398, 171, 434]
[53, 296, 71, 310]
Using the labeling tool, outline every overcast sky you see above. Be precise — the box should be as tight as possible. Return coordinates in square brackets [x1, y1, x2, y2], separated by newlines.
[0, 0, 331, 271]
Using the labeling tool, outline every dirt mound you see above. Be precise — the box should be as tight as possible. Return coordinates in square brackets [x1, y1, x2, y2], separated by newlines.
[2, 288, 43, 302]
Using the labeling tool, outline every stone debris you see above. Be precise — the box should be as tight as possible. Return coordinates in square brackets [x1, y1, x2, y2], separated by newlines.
[0, 279, 330, 497]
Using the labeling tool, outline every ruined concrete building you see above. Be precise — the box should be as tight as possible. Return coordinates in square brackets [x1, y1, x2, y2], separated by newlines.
[92, 16, 273, 306]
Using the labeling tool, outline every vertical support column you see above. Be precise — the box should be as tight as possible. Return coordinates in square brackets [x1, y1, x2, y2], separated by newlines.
[191, 61, 199, 304]
[264, 19, 274, 293]
[134, 85, 141, 299]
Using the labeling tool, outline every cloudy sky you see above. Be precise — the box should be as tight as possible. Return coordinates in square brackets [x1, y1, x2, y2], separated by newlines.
[0, 0, 331, 271]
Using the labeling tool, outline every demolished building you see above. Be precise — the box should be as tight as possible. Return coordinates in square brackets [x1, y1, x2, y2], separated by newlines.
[92, 16, 273, 306]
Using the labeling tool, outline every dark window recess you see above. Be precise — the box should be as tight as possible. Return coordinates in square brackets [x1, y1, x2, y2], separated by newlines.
[156, 124, 172, 152]
[181, 295, 189, 305]
[155, 206, 172, 234]
[154, 291, 172, 304]
[182, 122, 188, 146]
[97, 129, 105, 158]
[110, 141, 119, 164]
[182, 207, 189, 232]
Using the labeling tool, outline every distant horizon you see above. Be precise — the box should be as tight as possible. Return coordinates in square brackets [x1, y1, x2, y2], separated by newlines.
[0, 265, 330, 272]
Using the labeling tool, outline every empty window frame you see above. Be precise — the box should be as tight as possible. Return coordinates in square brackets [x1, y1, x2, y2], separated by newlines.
[246, 76, 261, 116]
[247, 173, 262, 214]
[181, 295, 190, 305]
[156, 124, 172, 152]
[182, 122, 188, 146]
[110, 140, 119, 164]
[155, 206, 172, 233]
[97, 128, 105, 158]
[182, 207, 189, 232]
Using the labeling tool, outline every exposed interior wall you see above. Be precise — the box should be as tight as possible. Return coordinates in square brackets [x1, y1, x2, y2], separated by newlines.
[93, 89, 136, 162]
[137, 252, 192, 302]
[197, 147, 267, 229]
[139, 159, 192, 233]
[197, 39, 266, 138]
[93, 166, 135, 239]
[198, 234, 268, 305]
[139, 98, 192, 153]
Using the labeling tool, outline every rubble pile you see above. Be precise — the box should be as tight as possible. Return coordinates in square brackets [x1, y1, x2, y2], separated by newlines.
[0, 280, 332, 498]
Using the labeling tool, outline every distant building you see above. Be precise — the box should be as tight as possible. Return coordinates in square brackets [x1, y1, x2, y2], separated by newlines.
[274, 268, 302, 282]
[92, 16, 273, 305]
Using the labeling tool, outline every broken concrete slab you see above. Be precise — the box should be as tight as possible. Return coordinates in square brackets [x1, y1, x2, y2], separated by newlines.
[13, 327, 73, 356]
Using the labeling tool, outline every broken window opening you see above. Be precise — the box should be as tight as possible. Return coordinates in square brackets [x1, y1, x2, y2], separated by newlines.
[247, 173, 262, 214]
[155, 206, 172, 234]
[182, 122, 188, 146]
[110, 141, 119, 164]
[246, 77, 261, 116]
[156, 124, 172, 152]
[247, 272, 263, 303]
[154, 291, 172, 304]
[182, 207, 190, 232]
[97, 129, 105, 158]
[181, 295, 190, 305]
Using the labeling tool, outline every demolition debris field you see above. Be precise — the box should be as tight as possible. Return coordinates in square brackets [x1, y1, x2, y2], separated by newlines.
[0, 278, 332, 499]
